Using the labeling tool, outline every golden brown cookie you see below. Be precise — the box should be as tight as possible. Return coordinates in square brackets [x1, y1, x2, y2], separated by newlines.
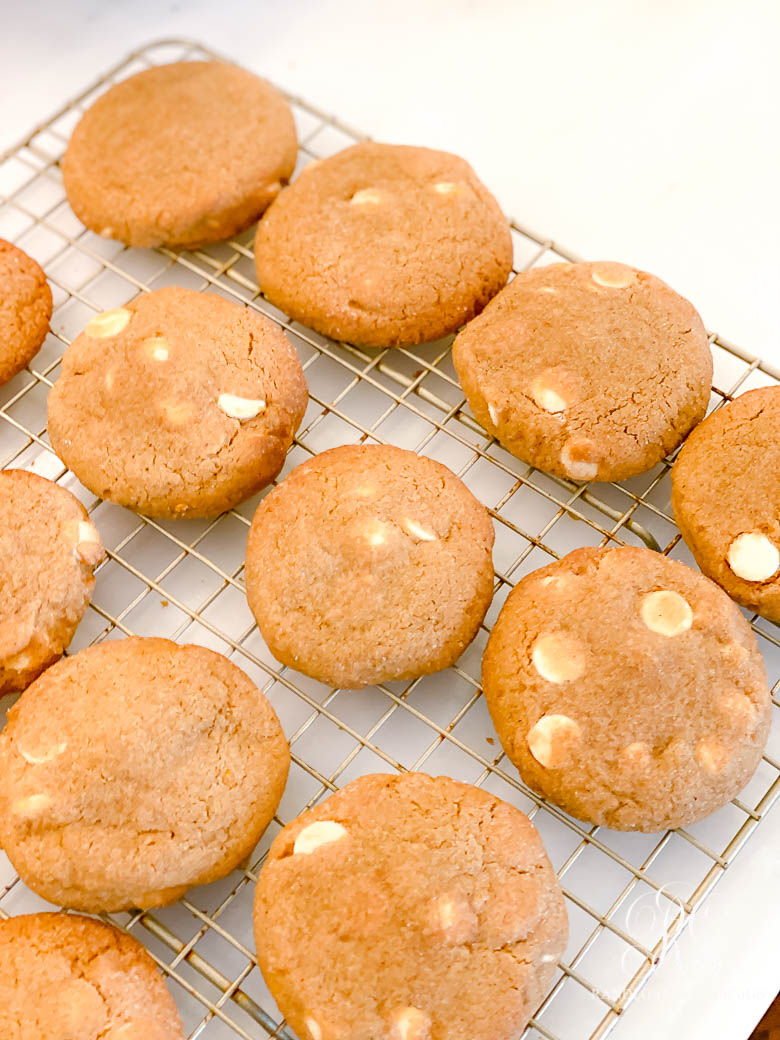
[0, 470, 104, 696]
[452, 262, 713, 483]
[254, 772, 567, 1040]
[672, 386, 780, 623]
[254, 141, 512, 347]
[0, 912, 183, 1040]
[47, 287, 308, 518]
[244, 444, 495, 688]
[63, 61, 297, 248]
[0, 637, 289, 912]
[482, 546, 771, 831]
[0, 239, 52, 386]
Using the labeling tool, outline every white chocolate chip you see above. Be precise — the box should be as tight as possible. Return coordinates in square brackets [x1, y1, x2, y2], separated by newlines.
[531, 633, 586, 683]
[388, 1006, 432, 1040]
[217, 393, 267, 421]
[640, 590, 693, 637]
[720, 641, 749, 666]
[541, 953, 558, 964]
[19, 741, 67, 765]
[159, 397, 196, 427]
[620, 741, 652, 767]
[12, 793, 52, 816]
[432, 181, 460, 195]
[351, 188, 383, 205]
[402, 518, 437, 542]
[142, 336, 169, 362]
[428, 892, 478, 944]
[560, 438, 599, 481]
[527, 714, 582, 768]
[531, 379, 567, 414]
[716, 691, 758, 733]
[354, 483, 376, 498]
[75, 520, 104, 566]
[726, 532, 780, 582]
[539, 574, 570, 591]
[487, 402, 500, 427]
[362, 520, 391, 548]
[293, 820, 348, 855]
[591, 263, 636, 289]
[696, 739, 730, 774]
[85, 308, 131, 339]
[5, 652, 31, 672]
[304, 1018, 322, 1040]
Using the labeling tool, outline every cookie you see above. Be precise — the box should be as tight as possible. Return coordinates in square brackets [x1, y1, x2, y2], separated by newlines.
[0, 912, 183, 1039]
[0, 469, 104, 695]
[244, 444, 495, 688]
[47, 287, 308, 518]
[672, 386, 780, 623]
[0, 239, 52, 386]
[63, 61, 297, 248]
[482, 546, 771, 831]
[0, 636, 289, 911]
[452, 262, 713, 483]
[254, 772, 567, 1040]
[254, 141, 512, 347]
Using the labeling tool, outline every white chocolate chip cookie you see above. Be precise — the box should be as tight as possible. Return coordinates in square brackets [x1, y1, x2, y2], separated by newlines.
[0, 239, 52, 387]
[0, 913, 183, 1039]
[0, 470, 105, 695]
[672, 386, 780, 622]
[254, 773, 567, 1040]
[47, 287, 307, 518]
[245, 444, 495, 689]
[483, 546, 771, 831]
[63, 61, 297, 248]
[254, 141, 512, 348]
[0, 637, 289, 912]
[453, 261, 713, 483]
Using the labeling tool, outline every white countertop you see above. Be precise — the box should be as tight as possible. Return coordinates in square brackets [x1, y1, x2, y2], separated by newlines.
[3, 2, 779, 1038]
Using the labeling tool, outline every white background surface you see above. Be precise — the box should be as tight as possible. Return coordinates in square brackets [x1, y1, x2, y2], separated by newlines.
[2, 2, 779, 1038]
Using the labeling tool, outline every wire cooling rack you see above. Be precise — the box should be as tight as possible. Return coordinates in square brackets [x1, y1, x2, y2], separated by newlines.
[0, 38, 778, 1040]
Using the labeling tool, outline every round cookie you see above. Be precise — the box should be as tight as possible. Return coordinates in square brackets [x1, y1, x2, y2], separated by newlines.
[254, 141, 513, 347]
[0, 239, 52, 386]
[0, 637, 289, 911]
[254, 772, 567, 1040]
[482, 546, 771, 831]
[63, 61, 297, 247]
[671, 386, 780, 623]
[0, 469, 104, 695]
[452, 261, 713, 483]
[245, 444, 495, 689]
[47, 287, 308, 518]
[0, 912, 183, 1039]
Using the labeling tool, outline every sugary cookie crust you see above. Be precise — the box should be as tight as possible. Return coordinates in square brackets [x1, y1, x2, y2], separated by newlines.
[672, 386, 780, 622]
[254, 772, 567, 1040]
[0, 239, 52, 386]
[244, 444, 495, 688]
[452, 261, 713, 483]
[63, 61, 297, 248]
[0, 637, 289, 911]
[47, 287, 308, 518]
[482, 546, 771, 831]
[254, 141, 513, 347]
[0, 469, 104, 695]
[0, 913, 183, 1039]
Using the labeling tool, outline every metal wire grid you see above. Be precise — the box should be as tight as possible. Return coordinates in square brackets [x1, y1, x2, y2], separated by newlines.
[0, 37, 778, 1040]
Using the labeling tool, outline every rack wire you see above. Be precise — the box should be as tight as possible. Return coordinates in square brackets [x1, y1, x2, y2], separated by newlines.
[0, 38, 778, 1040]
